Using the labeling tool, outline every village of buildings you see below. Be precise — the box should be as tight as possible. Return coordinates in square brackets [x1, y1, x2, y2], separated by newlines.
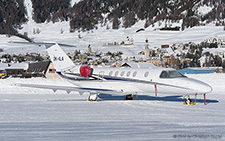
[0, 37, 225, 79]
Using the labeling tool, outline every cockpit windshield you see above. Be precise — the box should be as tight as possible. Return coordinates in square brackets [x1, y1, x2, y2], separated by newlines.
[160, 70, 186, 78]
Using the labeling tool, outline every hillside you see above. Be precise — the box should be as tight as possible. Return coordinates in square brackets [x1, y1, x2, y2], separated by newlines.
[48, 0, 225, 32]
[0, 0, 224, 36]
[64, 0, 225, 31]
[0, 0, 26, 35]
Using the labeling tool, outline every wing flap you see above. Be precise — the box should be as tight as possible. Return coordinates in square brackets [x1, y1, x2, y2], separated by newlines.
[17, 83, 119, 95]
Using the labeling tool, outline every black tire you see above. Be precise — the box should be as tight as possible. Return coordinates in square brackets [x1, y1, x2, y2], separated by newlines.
[125, 94, 133, 100]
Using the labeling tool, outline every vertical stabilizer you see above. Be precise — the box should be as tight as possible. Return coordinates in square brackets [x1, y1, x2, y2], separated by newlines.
[47, 44, 74, 72]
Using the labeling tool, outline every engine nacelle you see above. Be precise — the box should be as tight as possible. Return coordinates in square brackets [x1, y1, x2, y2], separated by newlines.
[79, 65, 92, 77]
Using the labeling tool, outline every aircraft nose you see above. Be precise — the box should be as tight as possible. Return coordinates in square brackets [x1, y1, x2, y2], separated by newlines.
[200, 83, 213, 93]
[187, 78, 213, 94]
[194, 80, 213, 94]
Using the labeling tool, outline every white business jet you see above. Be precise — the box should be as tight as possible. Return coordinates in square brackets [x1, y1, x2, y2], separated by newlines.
[20, 44, 212, 103]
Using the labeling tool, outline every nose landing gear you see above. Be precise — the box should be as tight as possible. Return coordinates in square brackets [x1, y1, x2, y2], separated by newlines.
[183, 98, 195, 105]
[183, 94, 195, 105]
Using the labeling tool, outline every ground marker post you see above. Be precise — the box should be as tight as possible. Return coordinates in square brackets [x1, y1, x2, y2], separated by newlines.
[204, 94, 206, 105]
[195, 93, 197, 104]
[155, 84, 157, 96]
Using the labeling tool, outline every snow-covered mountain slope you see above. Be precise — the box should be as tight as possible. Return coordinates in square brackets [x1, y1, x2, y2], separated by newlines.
[1, 0, 224, 36]
[0, 0, 224, 59]
[3, 20, 224, 58]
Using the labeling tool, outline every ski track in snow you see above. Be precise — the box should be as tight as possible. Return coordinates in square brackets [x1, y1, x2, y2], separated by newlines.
[0, 73, 224, 140]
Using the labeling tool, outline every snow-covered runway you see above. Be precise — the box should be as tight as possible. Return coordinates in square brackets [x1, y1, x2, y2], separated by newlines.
[0, 73, 224, 140]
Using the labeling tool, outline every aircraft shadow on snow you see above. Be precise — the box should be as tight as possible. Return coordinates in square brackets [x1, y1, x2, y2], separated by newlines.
[98, 94, 219, 104]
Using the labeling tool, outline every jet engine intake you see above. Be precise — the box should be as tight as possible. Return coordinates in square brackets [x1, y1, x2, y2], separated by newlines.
[80, 65, 92, 77]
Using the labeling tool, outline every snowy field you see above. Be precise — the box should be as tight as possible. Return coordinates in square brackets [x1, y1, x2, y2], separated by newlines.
[0, 1, 224, 140]
[0, 73, 224, 140]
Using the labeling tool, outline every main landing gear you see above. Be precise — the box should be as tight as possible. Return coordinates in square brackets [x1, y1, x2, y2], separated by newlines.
[87, 94, 98, 101]
[124, 94, 134, 100]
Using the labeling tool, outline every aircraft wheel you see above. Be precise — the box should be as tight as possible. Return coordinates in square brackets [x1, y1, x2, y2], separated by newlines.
[124, 94, 133, 100]
[88, 94, 98, 101]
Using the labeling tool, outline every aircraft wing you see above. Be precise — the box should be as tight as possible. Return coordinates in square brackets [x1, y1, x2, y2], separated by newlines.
[17, 83, 120, 95]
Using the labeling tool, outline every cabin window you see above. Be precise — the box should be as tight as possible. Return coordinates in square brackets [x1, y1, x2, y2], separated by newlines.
[115, 71, 119, 76]
[160, 71, 169, 78]
[109, 71, 113, 76]
[126, 71, 131, 77]
[133, 71, 137, 77]
[160, 70, 186, 78]
[144, 72, 149, 77]
[168, 71, 185, 78]
[120, 71, 125, 76]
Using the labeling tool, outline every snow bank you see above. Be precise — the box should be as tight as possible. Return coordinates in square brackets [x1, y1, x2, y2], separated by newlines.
[197, 5, 213, 16]
[70, 0, 81, 7]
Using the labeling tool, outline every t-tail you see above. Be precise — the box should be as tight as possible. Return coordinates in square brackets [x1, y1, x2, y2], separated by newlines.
[47, 43, 74, 73]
